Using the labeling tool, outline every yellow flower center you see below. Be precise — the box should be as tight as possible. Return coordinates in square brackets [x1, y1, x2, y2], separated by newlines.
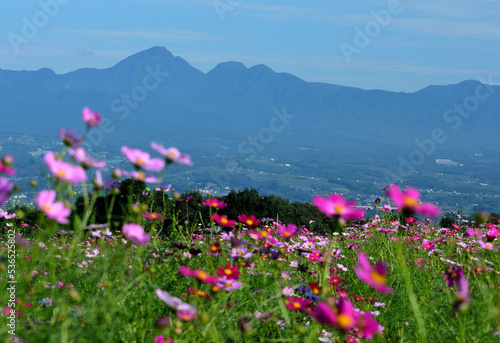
[371, 270, 386, 284]
[293, 302, 301, 309]
[136, 158, 144, 165]
[221, 218, 228, 224]
[334, 205, 344, 213]
[246, 219, 253, 226]
[224, 269, 232, 275]
[404, 197, 418, 207]
[43, 204, 52, 211]
[57, 170, 67, 178]
[337, 314, 353, 328]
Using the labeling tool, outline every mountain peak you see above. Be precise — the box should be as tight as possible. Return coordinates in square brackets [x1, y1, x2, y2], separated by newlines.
[208, 61, 248, 76]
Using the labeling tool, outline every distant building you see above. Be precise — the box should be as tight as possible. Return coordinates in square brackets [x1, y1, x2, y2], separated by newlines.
[435, 159, 459, 166]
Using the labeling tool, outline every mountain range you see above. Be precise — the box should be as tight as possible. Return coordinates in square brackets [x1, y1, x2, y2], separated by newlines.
[1, 46, 499, 211]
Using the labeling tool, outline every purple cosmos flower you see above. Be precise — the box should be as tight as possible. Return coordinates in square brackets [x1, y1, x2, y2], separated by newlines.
[59, 129, 83, 147]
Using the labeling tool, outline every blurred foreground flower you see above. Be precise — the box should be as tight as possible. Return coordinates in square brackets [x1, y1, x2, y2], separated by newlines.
[0, 177, 14, 206]
[122, 223, 150, 245]
[121, 146, 164, 171]
[36, 189, 71, 224]
[313, 194, 365, 222]
[354, 253, 392, 294]
[44, 152, 87, 184]
[385, 185, 441, 217]
[151, 142, 193, 166]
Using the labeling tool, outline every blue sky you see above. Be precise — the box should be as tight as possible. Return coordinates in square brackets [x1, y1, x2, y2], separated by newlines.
[1, 0, 499, 92]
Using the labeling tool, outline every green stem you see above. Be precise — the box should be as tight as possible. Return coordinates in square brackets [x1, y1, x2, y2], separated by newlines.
[396, 243, 428, 343]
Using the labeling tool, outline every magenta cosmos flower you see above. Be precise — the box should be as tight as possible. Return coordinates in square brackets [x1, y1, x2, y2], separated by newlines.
[44, 152, 87, 184]
[81, 107, 102, 127]
[122, 223, 150, 245]
[211, 214, 236, 227]
[276, 223, 298, 239]
[0, 155, 15, 175]
[285, 296, 311, 311]
[202, 198, 227, 209]
[238, 214, 260, 227]
[313, 194, 365, 221]
[151, 142, 193, 166]
[0, 177, 14, 207]
[121, 146, 165, 171]
[179, 266, 219, 284]
[312, 298, 359, 331]
[386, 185, 441, 217]
[354, 253, 392, 294]
[36, 189, 71, 224]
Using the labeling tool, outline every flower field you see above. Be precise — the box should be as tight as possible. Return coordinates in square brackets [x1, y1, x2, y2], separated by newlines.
[1, 108, 499, 342]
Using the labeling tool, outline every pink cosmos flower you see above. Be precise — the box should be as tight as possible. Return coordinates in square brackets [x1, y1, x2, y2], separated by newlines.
[179, 266, 219, 284]
[453, 277, 470, 314]
[0, 177, 14, 206]
[155, 289, 197, 321]
[151, 142, 193, 166]
[44, 152, 87, 184]
[354, 253, 392, 294]
[386, 185, 441, 217]
[122, 223, 150, 245]
[238, 214, 260, 227]
[121, 146, 165, 171]
[285, 297, 311, 311]
[421, 239, 435, 250]
[123, 170, 160, 183]
[477, 240, 498, 251]
[217, 277, 242, 292]
[0, 155, 15, 175]
[35, 189, 71, 224]
[312, 298, 359, 331]
[216, 264, 241, 280]
[177, 304, 196, 322]
[356, 311, 382, 339]
[142, 211, 166, 221]
[313, 194, 365, 221]
[211, 214, 236, 227]
[202, 198, 227, 209]
[68, 147, 106, 170]
[81, 107, 102, 127]
[276, 224, 298, 239]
